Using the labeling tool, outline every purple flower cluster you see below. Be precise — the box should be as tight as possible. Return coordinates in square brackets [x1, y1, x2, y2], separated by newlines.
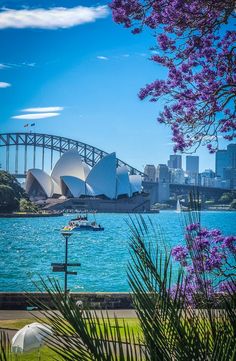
[186, 223, 200, 232]
[171, 222, 236, 305]
[223, 236, 236, 253]
[110, 0, 236, 152]
[171, 245, 188, 266]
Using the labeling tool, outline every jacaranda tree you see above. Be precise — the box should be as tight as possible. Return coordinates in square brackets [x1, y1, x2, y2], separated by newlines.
[110, 0, 236, 153]
[171, 223, 236, 305]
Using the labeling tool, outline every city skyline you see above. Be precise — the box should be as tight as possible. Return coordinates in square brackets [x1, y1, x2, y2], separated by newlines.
[145, 147, 236, 174]
[144, 144, 236, 190]
[0, 0, 230, 173]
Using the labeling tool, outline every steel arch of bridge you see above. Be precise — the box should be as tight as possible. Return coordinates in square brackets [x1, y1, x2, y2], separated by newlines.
[0, 132, 145, 177]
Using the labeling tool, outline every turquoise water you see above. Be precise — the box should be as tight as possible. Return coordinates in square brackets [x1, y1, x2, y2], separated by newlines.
[0, 212, 236, 292]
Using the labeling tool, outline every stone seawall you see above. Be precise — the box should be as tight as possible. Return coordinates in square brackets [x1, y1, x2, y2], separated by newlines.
[0, 212, 63, 218]
[0, 293, 133, 310]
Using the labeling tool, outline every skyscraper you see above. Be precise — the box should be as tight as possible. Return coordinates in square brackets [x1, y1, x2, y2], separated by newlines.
[227, 144, 236, 169]
[156, 164, 170, 202]
[186, 156, 199, 185]
[169, 168, 185, 184]
[186, 156, 199, 175]
[215, 144, 236, 179]
[156, 164, 170, 183]
[227, 144, 236, 188]
[215, 150, 228, 178]
[144, 164, 156, 182]
[223, 167, 236, 189]
[167, 155, 182, 169]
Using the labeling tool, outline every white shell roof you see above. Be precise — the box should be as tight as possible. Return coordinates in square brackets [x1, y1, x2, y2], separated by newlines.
[51, 149, 89, 185]
[129, 175, 142, 195]
[116, 166, 131, 197]
[86, 152, 117, 199]
[61, 176, 85, 198]
[26, 151, 142, 200]
[85, 183, 96, 196]
[82, 162, 91, 179]
[26, 169, 54, 198]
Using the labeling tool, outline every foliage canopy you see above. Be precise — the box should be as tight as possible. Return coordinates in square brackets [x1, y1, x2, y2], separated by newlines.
[110, 0, 236, 153]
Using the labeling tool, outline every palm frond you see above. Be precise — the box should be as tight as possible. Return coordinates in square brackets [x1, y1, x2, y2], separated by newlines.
[127, 213, 236, 360]
[25, 196, 236, 361]
[29, 278, 145, 360]
[0, 332, 12, 361]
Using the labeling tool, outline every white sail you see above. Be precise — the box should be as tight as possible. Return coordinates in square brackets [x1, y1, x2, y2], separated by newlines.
[176, 199, 181, 213]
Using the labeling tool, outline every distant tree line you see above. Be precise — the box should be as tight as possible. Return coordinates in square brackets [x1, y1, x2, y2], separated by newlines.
[158, 191, 236, 210]
[0, 171, 38, 213]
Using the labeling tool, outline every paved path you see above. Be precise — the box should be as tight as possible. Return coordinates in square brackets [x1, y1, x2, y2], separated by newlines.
[0, 309, 137, 321]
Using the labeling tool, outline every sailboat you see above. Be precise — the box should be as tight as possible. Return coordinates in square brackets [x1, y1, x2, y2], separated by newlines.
[176, 199, 190, 212]
[176, 199, 181, 213]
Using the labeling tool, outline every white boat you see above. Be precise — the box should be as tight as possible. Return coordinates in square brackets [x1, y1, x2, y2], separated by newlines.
[176, 199, 189, 212]
[176, 199, 181, 213]
[62, 214, 104, 232]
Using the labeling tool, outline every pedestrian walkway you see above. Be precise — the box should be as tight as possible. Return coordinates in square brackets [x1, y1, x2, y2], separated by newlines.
[0, 309, 137, 321]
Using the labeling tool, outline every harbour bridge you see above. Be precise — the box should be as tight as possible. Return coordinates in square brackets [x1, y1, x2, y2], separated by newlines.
[0, 132, 145, 178]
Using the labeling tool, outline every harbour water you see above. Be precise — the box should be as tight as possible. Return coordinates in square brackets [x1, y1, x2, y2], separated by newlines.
[1, 211, 236, 292]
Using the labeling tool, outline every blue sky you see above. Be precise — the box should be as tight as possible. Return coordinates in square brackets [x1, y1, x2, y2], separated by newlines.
[0, 0, 226, 172]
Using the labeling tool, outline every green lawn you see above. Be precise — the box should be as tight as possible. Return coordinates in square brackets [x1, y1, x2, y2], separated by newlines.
[0, 318, 142, 360]
[0, 318, 44, 330]
[8, 347, 61, 361]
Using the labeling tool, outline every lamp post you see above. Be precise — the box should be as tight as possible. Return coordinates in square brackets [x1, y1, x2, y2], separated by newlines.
[52, 231, 80, 302]
[61, 230, 73, 298]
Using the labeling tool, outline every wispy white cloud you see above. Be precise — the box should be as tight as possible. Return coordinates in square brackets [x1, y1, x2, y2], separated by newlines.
[150, 50, 159, 55]
[0, 6, 108, 29]
[12, 113, 60, 120]
[22, 62, 36, 67]
[0, 63, 9, 69]
[7, 62, 36, 68]
[0, 81, 11, 88]
[22, 106, 64, 112]
[96, 55, 109, 60]
[0, 62, 37, 70]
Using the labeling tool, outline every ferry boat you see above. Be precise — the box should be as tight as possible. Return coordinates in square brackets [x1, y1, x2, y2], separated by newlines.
[62, 214, 104, 232]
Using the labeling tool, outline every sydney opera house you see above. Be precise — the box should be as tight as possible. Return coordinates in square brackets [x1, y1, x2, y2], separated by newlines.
[26, 150, 142, 201]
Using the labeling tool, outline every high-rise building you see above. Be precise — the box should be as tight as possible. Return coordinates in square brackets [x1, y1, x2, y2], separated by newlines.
[227, 144, 236, 169]
[186, 156, 199, 175]
[144, 164, 156, 182]
[186, 156, 199, 186]
[223, 167, 236, 189]
[156, 164, 170, 202]
[215, 150, 228, 178]
[169, 168, 185, 184]
[168, 155, 182, 169]
[156, 164, 169, 183]
[200, 169, 215, 187]
[215, 144, 236, 189]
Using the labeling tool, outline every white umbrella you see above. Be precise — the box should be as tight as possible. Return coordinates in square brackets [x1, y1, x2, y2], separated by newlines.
[11, 322, 53, 353]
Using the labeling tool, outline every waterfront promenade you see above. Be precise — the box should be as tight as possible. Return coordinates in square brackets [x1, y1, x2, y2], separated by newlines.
[0, 309, 137, 321]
